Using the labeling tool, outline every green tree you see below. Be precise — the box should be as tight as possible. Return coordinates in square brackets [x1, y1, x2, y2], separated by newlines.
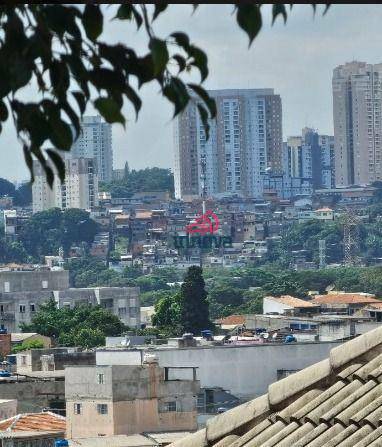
[0, 4, 326, 183]
[178, 266, 213, 334]
[21, 299, 127, 349]
[152, 292, 182, 335]
[13, 182, 32, 206]
[12, 339, 44, 354]
[0, 178, 15, 197]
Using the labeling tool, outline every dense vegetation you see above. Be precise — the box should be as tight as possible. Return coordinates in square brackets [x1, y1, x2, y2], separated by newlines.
[0, 178, 32, 206]
[99, 166, 174, 198]
[0, 208, 98, 263]
[21, 300, 128, 349]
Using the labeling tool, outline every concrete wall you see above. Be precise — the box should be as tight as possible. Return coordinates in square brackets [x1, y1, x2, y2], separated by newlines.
[0, 379, 65, 413]
[0, 399, 17, 420]
[263, 298, 291, 315]
[0, 270, 69, 293]
[96, 342, 342, 399]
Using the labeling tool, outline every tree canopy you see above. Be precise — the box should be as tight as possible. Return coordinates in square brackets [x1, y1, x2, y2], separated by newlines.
[21, 299, 128, 349]
[0, 4, 327, 184]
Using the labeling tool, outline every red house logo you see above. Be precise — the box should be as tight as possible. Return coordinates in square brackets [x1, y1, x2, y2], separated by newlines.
[185, 210, 219, 235]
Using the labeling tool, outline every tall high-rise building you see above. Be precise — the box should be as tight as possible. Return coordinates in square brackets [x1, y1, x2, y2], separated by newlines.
[283, 129, 335, 190]
[32, 157, 99, 213]
[173, 89, 283, 200]
[68, 116, 113, 182]
[333, 61, 382, 186]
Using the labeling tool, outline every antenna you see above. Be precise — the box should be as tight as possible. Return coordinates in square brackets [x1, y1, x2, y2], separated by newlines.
[318, 239, 326, 269]
[343, 208, 361, 266]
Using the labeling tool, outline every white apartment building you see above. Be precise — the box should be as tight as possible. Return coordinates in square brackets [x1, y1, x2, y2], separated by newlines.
[319, 134, 335, 188]
[32, 157, 99, 213]
[68, 116, 113, 182]
[333, 61, 382, 186]
[174, 89, 283, 200]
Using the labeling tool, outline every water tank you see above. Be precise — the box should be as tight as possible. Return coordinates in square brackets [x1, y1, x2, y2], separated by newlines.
[182, 333, 194, 340]
[55, 440, 69, 447]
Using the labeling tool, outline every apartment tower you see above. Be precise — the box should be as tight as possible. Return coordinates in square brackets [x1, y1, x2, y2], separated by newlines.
[174, 89, 283, 199]
[333, 61, 382, 186]
[68, 116, 113, 182]
[32, 157, 99, 213]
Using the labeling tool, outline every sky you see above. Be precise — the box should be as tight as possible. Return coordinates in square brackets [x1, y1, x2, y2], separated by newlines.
[2, 4, 382, 182]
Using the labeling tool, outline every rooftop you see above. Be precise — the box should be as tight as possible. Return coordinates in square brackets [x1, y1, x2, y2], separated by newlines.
[313, 293, 381, 305]
[0, 412, 65, 433]
[216, 315, 246, 326]
[266, 295, 319, 308]
[172, 325, 382, 447]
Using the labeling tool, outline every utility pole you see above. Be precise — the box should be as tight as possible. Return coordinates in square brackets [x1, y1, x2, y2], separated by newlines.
[318, 239, 326, 269]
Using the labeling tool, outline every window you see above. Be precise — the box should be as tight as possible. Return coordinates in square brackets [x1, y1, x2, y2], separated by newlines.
[21, 355, 27, 366]
[163, 401, 177, 412]
[74, 403, 82, 415]
[30, 303, 36, 313]
[19, 305, 26, 314]
[0, 305, 3, 313]
[118, 307, 127, 316]
[97, 404, 108, 415]
[42, 281, 48, 289]
[97, 373, 105, 384]
[4, 282, 10, 293]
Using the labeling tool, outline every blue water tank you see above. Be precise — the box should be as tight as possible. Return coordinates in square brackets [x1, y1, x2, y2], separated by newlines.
[55, 440, 69, 447]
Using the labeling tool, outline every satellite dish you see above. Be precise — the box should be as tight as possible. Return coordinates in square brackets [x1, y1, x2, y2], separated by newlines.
[262, 333, 269, 339]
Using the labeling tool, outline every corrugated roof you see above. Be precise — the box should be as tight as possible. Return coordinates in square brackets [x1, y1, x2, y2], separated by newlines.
[69, 434, 156, 447]
[11, 333, 38, 343]
[170, 325, 382, 447]
[313, 293, 381, 305]
[266, 295, 319, 308]
[0, 412, 66, 432]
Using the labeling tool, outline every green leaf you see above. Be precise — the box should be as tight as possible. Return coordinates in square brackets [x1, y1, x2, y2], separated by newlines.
[172, 54, 187, 74]
[189, 46, 208, 82]
[153, 2, 168, 21]
[163, 78, 190, 117]
[46, 149, 66, 183]
[82, 4, 103, 41]
[0, 101, 8, 122]
[187, 83, 216, 118]
[197, 103, 210, 141]
[94, 97, 125, 126]
[72, 91, 86, 115]
[236, 4, 262, 47]
[48, 115, 73, 151]
[50, 60, 70, 98]
[149, 38, 169, 76]
[124, 85, 142, 120]
[171, 32, 190, 51]
[272, 4, 287, 25]
[115, 4, 142, 29]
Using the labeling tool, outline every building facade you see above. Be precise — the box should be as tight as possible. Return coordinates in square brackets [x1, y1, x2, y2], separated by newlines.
[68, 116, 113, 182]
[0, 267, 140, 331]
[32, 157, 99, 213]
[333, 61, 382, 186]
[174, 89, 283, 200]
[65, 363, 199, 438]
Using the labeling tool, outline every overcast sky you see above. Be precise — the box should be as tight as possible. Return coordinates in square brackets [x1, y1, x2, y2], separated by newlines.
[2, 4, 382, 182]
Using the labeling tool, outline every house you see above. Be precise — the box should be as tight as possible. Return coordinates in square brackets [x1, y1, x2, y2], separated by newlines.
[65, 360, 200, 438]
[314, 207, 334, 220]
[11, 333, 52, 350]
[263, 295, 320, 316]
[0, 412, 65, 447]
[215, 315, 246, 331]
[172, 325, 382, 446]
[0, 399, 17, 421]
[312, 292, 381, 315]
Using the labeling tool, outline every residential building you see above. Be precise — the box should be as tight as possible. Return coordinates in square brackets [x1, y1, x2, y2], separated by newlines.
[0, 266, 140, 332]
[11, 333, 52, 350]
[32, 157, 99, 213]
[312, 291, 381, 315]
[263, 295, 320, 316]
[3, 210, 31, 241]
[0, 412, 65, 447]
[174, 325, 382, 447]
[65, 362, 200, 438]
[174, 88, 283, 199]
[283, 128, 335, 191]
[68, 115, 113, 182]
[333, 61, 382, 186]
[0, 400, 17, 421]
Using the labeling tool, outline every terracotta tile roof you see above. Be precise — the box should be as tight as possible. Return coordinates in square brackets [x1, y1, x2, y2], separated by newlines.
[266, 295, 319, 308]
[0, 412, 66, 432]
[366, 302, 382, 309]
[313, 293, 381, 305]
[170, 326, 382, 447]
[216, 315, 246, 326]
